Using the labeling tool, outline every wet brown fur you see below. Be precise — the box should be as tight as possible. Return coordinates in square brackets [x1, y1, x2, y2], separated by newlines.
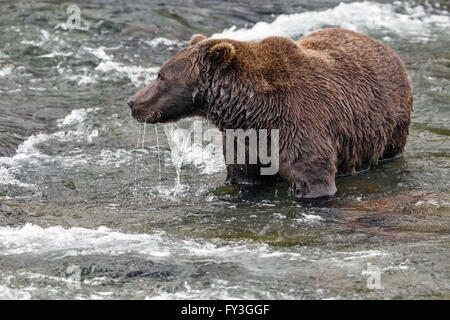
[130, 28, 413, 198]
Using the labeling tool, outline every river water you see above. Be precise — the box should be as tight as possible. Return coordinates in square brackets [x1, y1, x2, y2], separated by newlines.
[0, 0, 449, 299]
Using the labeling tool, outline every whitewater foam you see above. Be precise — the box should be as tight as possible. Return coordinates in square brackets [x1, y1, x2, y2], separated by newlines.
[294, 214, 325, 224]
[0, 223, 305, 264]
[0, 65, 14, 78]
[0, 108, 101, 187]
[95, 61, 158, 87]
[0, 224, 170, 258]
[212, 1, 450, 42]
[95, 149, 134, 167]
[143, 37, 184, 48]
[148, 278, 294, 300]
[0, 285, 32, 300]
[38, 51, 72, 58]
[0, 168, 33, 188]
[84, 47, 113, 61]
[57, 108, 98, 128]
[0, 223, 394, 271]
[83, 46, 159, 86]
[0, 223, 400, 300]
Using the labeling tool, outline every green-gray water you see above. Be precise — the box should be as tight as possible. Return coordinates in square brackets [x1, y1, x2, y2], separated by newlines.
[0, 0, 449, 299]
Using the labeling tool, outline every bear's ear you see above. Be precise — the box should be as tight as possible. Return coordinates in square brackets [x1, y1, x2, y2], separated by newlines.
[208, 42, 236, 65]
[190, 34, 207, 46]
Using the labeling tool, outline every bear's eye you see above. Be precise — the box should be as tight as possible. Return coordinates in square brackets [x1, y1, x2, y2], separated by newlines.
[157, 73, 166, 81]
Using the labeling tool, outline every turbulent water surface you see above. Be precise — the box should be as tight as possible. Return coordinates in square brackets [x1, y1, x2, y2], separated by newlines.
[0, 0, 449, 299]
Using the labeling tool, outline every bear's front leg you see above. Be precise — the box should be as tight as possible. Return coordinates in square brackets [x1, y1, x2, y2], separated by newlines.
[279, 151, 337, 198]
[222, 131, 261, 185]
[224, 164, 261, 185]
[289, 176, 337, 198]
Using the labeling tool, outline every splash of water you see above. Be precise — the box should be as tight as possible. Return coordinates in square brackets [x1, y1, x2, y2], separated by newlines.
[163, 124, 192, 194]
[141, 123, 147, 150]
[133, 124, 143, 198]
[154, 125, 162, 183]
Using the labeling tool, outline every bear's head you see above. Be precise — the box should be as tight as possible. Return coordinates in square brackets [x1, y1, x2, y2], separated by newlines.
[128, 34, 240, 125]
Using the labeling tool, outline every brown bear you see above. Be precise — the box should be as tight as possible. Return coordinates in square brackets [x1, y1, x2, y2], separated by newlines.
[128, 28, 413, 198]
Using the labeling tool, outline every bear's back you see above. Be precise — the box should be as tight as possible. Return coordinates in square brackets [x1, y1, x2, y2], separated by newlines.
[297, 28, 412, 116]
[294, 28, 413, 174]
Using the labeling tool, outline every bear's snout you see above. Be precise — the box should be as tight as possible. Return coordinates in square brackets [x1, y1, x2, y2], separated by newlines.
[127, 97, 136, 109]
[130, 105, 162, 123]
